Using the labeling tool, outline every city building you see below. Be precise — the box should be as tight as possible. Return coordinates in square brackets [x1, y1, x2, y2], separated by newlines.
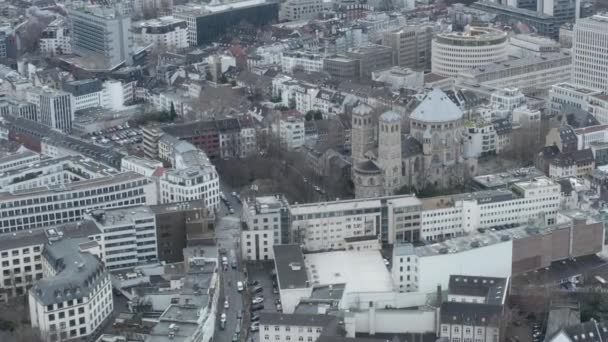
[0, 222, 101, 302]
[159, 166, 220, 209]
[323, 56, 360, 80]
[508, 34, 561, 58]
[69, 7, 133, 68]
[572, 14, 608, 92]
[273, 244, 313, 313]
[40, 18, 71, 56]
[548, 82, 601, 116]
[432, 26, 509, 78]
[346, 45, 393, 78]
[241, 196, 290, 261]
[85, 208, 158, 270]
[471, 2, 563, 39]
[588, 94, 608, 125]
[546, 320, 608, 342]
[0, 172, 155, 233]
[135, 16, 188, 51]
[150, 201, 214, 263]
[0, 149, 40, 172]
[258, 313, 339, 342]
[29, 88, 75, 133]
[174, 1, 278, 46]
[279, 0, 324, 21]
[28, 232, 112, 342]
[281, 51, 324, 74]
[279, 117, 306, 150]
[62, 79, 103, 111]
[381, 24, 433, 70]
[456, 52, 572, 96]
[120, 155, 163, 177]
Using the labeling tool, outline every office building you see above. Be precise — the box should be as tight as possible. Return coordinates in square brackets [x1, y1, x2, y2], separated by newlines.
[174, 1, 278, 46]
[548, 82, 601, 116]
[0, 172, 155, 234]
[572, 14, 608, 92]
[28, 231, 112, 342]
[279, 0, 324, 21]
[62, 79, 103, 111]
[151, 201, 215, 263]
[346, 45, 393, 78]
[471, 2, 562, 39]
[241, 196, 290, 261]
[432, 26, 508, 78]
[135, 16, 188, 51]
[258, 313, 339, 342]
[29, 88, 74, 133]
[382, 24, 433, 70]
[159, 165, 220, 210]
[120, 155, 163, 177]
[508, 34, 561, 58]
[86, 208, 158, 270]
[0, 222, 101, 302]
[70, 7, 133, 68]
[456, 52, 572, 96]
[281, 51, 324, 74]
[588, 94, 608, 125]
[0, 149, 40, 173]
[323, 56, 360, 80]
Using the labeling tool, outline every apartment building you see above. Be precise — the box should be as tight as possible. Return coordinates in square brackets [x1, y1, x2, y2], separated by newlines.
[241, 196, 290, 261]
[279, 117, 306, 150]
[259, 313, 338, 342]
[279, 0, 324, 21]
[0, 172, 155, 233]
[86, 207, 158, 270]
[281, 51, 324, 74]
[62, 79, 103, 112]
[40, 18, 71, 56]
[29, 234, 112, 342]
[0, 222, 101, 302]
[159, 166, 220, 210]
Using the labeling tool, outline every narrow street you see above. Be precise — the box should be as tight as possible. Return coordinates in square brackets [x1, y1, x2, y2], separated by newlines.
[214, 185, 246, 342]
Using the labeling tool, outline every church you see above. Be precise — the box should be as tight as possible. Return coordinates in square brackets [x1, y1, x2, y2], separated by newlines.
[351, 88, 476, 198]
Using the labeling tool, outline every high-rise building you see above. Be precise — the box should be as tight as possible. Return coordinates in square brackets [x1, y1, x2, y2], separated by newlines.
[69, 7, 133, 68]
[28, 88, 74, 133]
[572, 14, 608, 92]
[382, 24, 433, 70]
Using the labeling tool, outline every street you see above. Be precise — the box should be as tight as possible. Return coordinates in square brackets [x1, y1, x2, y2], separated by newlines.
[214, 185, 246, 342]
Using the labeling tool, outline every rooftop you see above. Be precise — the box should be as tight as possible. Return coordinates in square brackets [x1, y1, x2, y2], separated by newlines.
[457, 52, 571, 77]
[410, 88, 464, 123]
[304, 250, 393, 293]
[0, 220, 101, 251]
[472, 167, 544, 189]
[273, 245, 310, 290]
[259, 312, 338, 327]
[448, 275, 509, 305]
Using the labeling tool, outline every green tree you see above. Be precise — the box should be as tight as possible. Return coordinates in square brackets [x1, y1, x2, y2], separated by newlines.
[305, 110, 323, 121]
[169, 102, 177, 121]
[305, 112, 313, 121]
[314, 110, 323, 121]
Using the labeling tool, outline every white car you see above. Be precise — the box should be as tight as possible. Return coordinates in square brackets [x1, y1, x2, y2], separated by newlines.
[237, 281, 244, 292]
[252, 297, 264, 304]
[224, 300, 229, 309]
[221, 313, 227, 322]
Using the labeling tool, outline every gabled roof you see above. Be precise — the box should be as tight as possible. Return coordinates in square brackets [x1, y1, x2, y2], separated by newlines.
[410, 88, 463, 123]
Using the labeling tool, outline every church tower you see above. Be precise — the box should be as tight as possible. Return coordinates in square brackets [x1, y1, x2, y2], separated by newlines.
[351, 103, 375, 164]
[377, 111, 402, 194]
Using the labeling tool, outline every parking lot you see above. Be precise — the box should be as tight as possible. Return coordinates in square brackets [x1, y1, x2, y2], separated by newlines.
[244, 261, 282, 342]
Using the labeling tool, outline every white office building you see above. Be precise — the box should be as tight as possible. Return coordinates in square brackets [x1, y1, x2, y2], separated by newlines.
[572, 14, 608, 92]
[40, 18, 71, 56]
[0, 172, 156, 233]
[279, 0, 324, 21]
[29, 233, 112, 342]
[86, 207, 158, 270]
[587, 94, 608, 125]
[548, 82, 601, 116]
[29, 88, 75, 133]
[241, 196, 290, 261]
[135, 16, 189, 51]
[281, 51, 324, 74]
[490, 87, 525, 120]
[278, 117, 306, 150]
[0, 149, 40, 173]
[121, 155, 163, 177]
[432, 26, 509, 78]
[159, 166, 220, 210]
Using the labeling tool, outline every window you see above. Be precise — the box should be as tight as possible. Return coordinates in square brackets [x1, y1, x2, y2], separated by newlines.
[265, 336, 269, 340]
[78, 307, 84, 314]
[48, 314, 55, 321]
[58, 312, 65, 319]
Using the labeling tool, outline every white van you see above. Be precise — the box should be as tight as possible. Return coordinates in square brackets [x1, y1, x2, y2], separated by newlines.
[237, 281, 244, 292]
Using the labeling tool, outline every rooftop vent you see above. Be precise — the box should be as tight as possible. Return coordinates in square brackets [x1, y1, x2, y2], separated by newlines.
[289, 262, 302, 271]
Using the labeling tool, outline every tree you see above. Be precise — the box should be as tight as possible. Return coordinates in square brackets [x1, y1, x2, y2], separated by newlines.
[169, 102, 177, 121]
[305, 110, 324, 121]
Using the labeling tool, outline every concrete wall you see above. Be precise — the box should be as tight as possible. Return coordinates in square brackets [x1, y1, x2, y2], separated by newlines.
[572, 221, 604, 257]
[342, 291, 429, 311]
[353, 308, 436, 334]
[418, 241, 513, 294]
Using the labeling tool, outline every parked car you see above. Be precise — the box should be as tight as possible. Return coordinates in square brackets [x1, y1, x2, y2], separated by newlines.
[232, 333, 238, 342]
[273, 287, 279, 294]
[252, 286, 264, 293]
[251, 303, 264, 311]
[231, 260, 237, 269]
[237, 311, 243, 320]
[251, 322, 260, 332]
[224, 300, 229, 309]
[237, 281, 244, 292]
[252, 297, 264, 304]
[276, 304, 282, 312]
[248, 280, 259, 287]
[251, 314, 260, 322]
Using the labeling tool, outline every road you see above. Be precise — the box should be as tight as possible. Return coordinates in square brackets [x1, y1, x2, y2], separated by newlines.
[214, 184, 245, 342]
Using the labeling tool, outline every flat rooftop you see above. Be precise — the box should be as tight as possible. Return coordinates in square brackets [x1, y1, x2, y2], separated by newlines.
[273, 245, 309, 290]
[304, 250, 393, 294]
[0, 220, 101, 251]
[458, 52, 571, 77]
[473, 167, 545, 189]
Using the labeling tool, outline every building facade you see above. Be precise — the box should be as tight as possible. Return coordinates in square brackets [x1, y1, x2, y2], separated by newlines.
[382, 24, 433, 70]
[572, 14, 608, 92]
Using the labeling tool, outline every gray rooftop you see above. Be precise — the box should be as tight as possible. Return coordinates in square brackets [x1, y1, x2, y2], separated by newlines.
[472, 167, 544, 190]
[259, 312, 337, 327]
[31, 237, 107, 306]
[273, 245, 310, 290]
[448, 275, 508, 305]
[0, 220, 101, 251]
